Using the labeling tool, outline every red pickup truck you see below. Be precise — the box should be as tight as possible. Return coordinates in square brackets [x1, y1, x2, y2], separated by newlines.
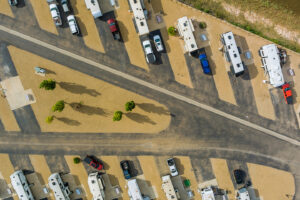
[83, 155, 104, 170]
[107, 18, 121, 40]
[282, 83, 293, 104]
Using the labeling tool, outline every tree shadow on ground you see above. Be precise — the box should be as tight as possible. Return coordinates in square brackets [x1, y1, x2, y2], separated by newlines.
[136, 103, 169, 115]
[43, 68, 56, 75]
[59, 82, 101, 97]
[56, 117, 81, 126]
[69, 103, 107, 116]
[125, 113, 156, 125]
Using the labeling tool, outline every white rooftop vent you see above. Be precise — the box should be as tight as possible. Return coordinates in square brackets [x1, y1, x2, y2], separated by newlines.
[177, 16, 198, 53]
[259, 44, 284, 87]
[221, 31, 244, 75]
[128, 0, 149, 35]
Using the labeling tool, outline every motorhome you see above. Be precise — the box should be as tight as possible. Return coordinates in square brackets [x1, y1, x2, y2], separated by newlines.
[88, 172, 105, 200]
[128, 0, 149, 36]
[48, 173, 71, 200]
[220, 31, 245, 76]
[201, 187, 215, 200]
[10, 171, 34, 200]
[236, 188, 250, 200]
[161, 175, 179, 200]
[177, 16, 198, 55]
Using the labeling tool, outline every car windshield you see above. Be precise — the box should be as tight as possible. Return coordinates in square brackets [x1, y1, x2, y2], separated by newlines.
[145, 44, 151, 48]
[155, 39, 160, 43]
[168, 159, 174, 165]
[109, 22, 115, 26]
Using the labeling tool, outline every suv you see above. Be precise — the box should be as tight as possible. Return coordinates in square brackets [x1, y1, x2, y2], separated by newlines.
[167, 158, 178, 176]
[142, 40, 156, 64]
[67, 15, 80, 35]
[83, 155, 104, 170]
[153, 35, 164, 52]
[120, 160, 131, 179]
[199, 52, 211, 74]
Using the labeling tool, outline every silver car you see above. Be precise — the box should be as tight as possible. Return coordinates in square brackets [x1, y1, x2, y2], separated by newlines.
[153, 35, 164, 52]
[167, 158, 178, 176]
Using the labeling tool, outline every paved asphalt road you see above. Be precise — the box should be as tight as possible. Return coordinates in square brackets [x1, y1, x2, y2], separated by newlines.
[0, 9, 299, 199]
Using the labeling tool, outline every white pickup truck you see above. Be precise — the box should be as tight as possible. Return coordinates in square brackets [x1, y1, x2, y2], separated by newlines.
[85, 0, 102, 18]
[49, 3, 62, 26]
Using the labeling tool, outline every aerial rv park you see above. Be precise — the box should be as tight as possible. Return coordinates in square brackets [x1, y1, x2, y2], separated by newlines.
[0, 0, 299, 200]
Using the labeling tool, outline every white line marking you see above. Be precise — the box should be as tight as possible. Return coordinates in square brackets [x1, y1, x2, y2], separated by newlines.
[0, 25, 299, 146]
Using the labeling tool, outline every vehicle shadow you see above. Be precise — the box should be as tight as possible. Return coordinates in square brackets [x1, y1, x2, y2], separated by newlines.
[16, 0, 26, 8]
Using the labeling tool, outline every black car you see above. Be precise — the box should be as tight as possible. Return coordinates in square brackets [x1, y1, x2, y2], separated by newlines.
[120, 160, 131, 179]
[233, 169, 245, 184]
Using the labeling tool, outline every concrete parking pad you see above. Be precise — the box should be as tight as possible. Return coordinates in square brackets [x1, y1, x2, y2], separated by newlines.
[176, 156, 202, 200]
[65, 155, 93, 200]
[114, 0, 149, 71]
[0, 0, 14, 18]
[247, 163, 295, 200]
[210, 158, 235, 200]
[70, 0, 105, 53]
[30, 0, 58, 35]
[8, 46, 171, 133]
[101, 156, 129, 200]
[0, 96, 20, 131]
[0, 76, 36, 110]
[138, 156, 165, 199]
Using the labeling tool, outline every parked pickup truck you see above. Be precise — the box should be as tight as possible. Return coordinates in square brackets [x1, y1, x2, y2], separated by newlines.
[281, 83, 293, 104]
[107, 18, 121, 40]
[198, 48, 211, 75]
[49, 3, 62, 26]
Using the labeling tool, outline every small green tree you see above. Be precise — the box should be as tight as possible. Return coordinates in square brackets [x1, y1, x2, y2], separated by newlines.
[113, 111, 123, 121]
[125, 101, 135, 111]
[199, 22, 207, 29]
[46, 115, 54, 124]
[168, 26, 177, 36]
[73, 157, 81, 164]
[52, 100, 65, 112]
[40, 79, 56, 90]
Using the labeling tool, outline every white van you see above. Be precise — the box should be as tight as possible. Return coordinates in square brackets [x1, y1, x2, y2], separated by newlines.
[67, 15, 80, 35]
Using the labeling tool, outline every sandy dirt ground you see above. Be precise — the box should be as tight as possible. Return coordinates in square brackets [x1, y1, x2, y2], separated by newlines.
[176, 156, 202, 200]
[65, 155, 93, 200]
[101, 156, 129, 200]
[210, 158, 235, 200]
[247, 163, 295, 200]
[114, 0, 149, 71]
[8, 46, 171, 133]
[0, 1, 14, 18]
[69, 0, 105, 53]
[0, 95, 20, 131]
[138, 156, 165, 199]
[0, 154, 17, 200]
[30, 0, 58, 35]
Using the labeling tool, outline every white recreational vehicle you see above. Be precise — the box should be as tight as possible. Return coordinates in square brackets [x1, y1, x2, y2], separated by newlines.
[161, 175, 179, 200]
[177, 16, 198, 54]
[236, 188, 250, 200]
[48, 173, 71, 200]
[10, 170, 34, 200]
[85, 0, 102, 18]
[221, 31, 245, 76]
[88, 172, 105, 200]
[201, 187, 215, 200]
[128, 0, 149, 36]
[259, 44, 285, 87]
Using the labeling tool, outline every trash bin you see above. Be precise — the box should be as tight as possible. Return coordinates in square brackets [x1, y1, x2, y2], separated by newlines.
[184, 179, 191, 187]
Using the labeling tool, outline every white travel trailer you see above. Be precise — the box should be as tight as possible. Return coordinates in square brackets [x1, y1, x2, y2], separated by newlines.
[161, 175, 179, 200]
[85, 0, 102, 18]
[201, 187, 215, 200]
[236, 188, 250, 200]
[10, 170, 34, 200]
[259, 44, 285, 87]
[88, 172, 105, 200]
[48, 173, 71, 200]
[177, 16, 198, 54]
[221, 31, 245, 76]
[128, 0, 149, 36]
[128, 179, 143, 200]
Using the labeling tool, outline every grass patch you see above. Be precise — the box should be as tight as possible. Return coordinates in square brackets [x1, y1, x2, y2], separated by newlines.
[177, 0, 300, 53]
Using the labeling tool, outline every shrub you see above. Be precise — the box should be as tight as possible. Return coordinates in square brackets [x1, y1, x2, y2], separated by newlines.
[125, 101, 135, 111]
[52, 100, 65, 112]
[40, 79, 56, 90]
[46, 115, 54, 124]
[113, 111, 123, 121]
[199, 22, 207, 29]
[167, 26, 177, 36]
[73, 157, 81, 164]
